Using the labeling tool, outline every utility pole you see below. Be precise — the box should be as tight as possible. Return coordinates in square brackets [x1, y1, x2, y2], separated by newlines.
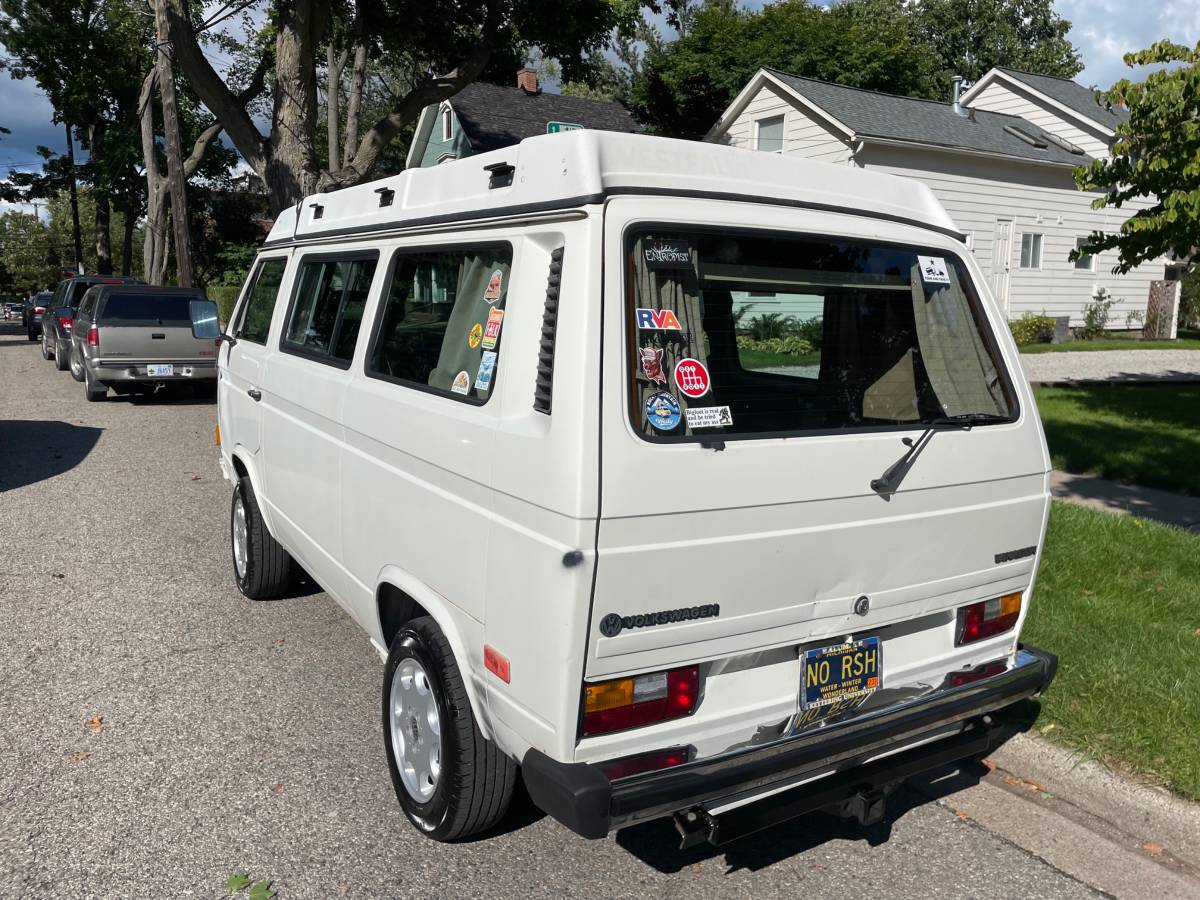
[64, 123, 85, 275]
[153, 0, 194, 287]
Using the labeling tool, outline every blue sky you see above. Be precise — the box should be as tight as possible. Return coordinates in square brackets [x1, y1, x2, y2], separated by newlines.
[1, 0, 1198, 210]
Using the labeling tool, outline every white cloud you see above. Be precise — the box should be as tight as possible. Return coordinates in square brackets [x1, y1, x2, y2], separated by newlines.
[1057, 0, 1200, 87]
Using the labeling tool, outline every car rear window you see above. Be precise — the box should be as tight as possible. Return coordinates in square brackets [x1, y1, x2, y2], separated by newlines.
[100, 293, 201, 323]
[626, 228, 1015, 440]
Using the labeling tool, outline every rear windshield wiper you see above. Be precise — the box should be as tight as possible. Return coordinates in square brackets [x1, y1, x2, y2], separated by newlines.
[871, 413, 1013, 496]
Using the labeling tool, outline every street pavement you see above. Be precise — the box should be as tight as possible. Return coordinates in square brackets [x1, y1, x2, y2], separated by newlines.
[0, 318, 1172, 899]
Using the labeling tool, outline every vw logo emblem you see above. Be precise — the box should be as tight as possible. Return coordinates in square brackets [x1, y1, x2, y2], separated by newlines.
[854, 595, 871, 617]
[599, 613, 623, 637]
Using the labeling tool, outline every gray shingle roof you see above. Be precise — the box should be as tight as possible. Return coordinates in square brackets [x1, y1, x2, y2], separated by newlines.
[995, 67, 1129, 129]
[764, 68, 1091, 166]
[449, 82, 639, 153]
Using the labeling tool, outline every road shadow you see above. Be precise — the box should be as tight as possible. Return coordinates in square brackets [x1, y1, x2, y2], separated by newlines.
[0, 419, 103, 492]
[115, 384, 217, 406]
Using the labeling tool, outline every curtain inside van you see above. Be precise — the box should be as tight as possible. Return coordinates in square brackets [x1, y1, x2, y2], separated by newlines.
[909, 264, 1007, 417]
[428, 253, 510, 396]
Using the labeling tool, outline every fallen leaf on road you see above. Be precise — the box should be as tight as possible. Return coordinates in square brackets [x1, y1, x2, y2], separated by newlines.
[981, 757, 997, 770]
[954, 809, 971, 821]
[225, 873, 252, 892]
[51, 573, 65, 579]
[71, 751, 91, 762]
[270, 783, 283, 795]
[1143, 842, 1163, 857]
[190, 474, 201, 481]
[85, 715, 103, 735]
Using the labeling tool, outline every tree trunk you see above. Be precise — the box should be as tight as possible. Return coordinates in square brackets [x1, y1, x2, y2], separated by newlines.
[138, 68, 168, 284]
[155, 0, 194, 287]
[342, 29, 367, 167]
[64, 123, 84, 274]
[90, 123, 114, 276]
[121, 187, 136, 276]
[326, 44, 347, 172]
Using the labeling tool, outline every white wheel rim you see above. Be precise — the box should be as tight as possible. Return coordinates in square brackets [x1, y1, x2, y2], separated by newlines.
[389, 657, 442, 802]
[232, 494, 248, 579]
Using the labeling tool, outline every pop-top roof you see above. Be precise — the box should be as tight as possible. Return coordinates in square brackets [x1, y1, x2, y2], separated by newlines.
[266, 131, 962, 246]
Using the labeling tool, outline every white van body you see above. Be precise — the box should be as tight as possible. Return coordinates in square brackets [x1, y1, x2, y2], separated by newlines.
[217, 131, 1056, 844]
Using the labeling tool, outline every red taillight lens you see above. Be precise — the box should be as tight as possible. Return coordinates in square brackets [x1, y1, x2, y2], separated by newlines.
[581, 666, 699, 737]
[944, 660, 1008, 688]
[600, 748, 690, 781]
[58, 316, 73, 328]
[87, 326, 99, 347]
[956, 593, 1022, 645]
[33, 306, 45, 314]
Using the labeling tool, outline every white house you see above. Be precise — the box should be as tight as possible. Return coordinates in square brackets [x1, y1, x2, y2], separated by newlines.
[706, 67, 1167, 327]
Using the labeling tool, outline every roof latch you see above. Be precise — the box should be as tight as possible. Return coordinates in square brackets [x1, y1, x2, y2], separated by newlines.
[309, 202, 324, 219]
[374, 186, 395, 208]
[484, 161, 515, 190]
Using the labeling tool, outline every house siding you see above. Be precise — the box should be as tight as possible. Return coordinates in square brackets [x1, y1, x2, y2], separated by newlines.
[722, 84, 852, 163]
[417, 104, 475, 167]
[858, 144, 1161, 325]
[967, 81, 1111, 159]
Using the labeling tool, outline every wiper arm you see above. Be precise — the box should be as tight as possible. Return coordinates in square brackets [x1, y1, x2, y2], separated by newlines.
[870, 413, 1009, 496]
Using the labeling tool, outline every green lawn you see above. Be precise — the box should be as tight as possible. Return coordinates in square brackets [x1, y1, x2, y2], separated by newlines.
[1021, 328, 1200, 353]
[1016, 502, 1200, 799]
[739, 350, 822, 369]
[1033, 383, 1200, 496]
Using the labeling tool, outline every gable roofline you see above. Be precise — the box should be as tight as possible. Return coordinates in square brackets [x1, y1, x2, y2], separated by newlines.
[405, 103, 437, 169]
[960, 68, 1117, 138]
[704, 67, 857, 144]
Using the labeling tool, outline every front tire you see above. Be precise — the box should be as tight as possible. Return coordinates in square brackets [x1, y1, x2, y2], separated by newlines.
[230, 476, 293, 599]
[383, 617, 517, 841]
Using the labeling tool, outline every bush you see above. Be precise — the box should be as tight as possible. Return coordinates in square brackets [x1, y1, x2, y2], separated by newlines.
[1076, 288, 1117, 340]
[736, 334, 814, 356]
[1180, 266, 1200, 329]
[206, 284, 241, 327]
[792, 316, 824, 350]
[1009, 312, 1056, 346]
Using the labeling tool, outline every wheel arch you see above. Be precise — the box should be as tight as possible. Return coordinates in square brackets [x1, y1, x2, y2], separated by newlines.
[227, 448, 280, 537]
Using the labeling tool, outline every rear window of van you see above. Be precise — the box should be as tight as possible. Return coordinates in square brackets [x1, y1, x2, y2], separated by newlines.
[626, 228, 1015, 440]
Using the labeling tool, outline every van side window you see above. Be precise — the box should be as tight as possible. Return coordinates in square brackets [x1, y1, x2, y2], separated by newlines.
[366, 244, 512, 402]
[282, 255, 378, 365]
[235, 258, 288, 345]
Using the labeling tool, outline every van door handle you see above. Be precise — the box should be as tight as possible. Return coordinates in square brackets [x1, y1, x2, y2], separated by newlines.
[247, 387, 262, 401]
[151, 333, 165, 339]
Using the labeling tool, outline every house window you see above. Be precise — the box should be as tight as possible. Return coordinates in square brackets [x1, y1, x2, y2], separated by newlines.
[441, 106, 453, 142]
[1073, 237, 1096, 271]
[1019, 233, 1043, 270]
[756, 116, 784, 153]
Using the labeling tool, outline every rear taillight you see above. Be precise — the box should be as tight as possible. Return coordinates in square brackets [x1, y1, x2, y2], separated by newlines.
[58, 316, 73, 329]
[956, 593, 1021, 645]
[581, 666, 699, 737]
[943, 660, 1008, 688]
[600, 748, 690, 781]
[33, 306, 45, 315]
[87, 326, 99, 347]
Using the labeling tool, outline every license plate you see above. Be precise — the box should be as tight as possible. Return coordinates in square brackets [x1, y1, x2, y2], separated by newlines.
[801, 637, 881, 710]
[147, 364, 174, 377]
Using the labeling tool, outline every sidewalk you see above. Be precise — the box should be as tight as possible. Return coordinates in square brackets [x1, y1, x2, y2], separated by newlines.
[1021, 349, 1200, 384]
[1051, 470, 1200, 532]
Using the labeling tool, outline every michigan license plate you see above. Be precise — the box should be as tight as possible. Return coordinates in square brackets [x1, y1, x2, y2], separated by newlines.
[802, 637, 881, 710]
[147, 364, 174, 377]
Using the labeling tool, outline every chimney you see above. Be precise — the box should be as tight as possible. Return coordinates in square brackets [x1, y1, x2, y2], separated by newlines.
[517, 68, 539, 94]
[951, 75, 970, 118]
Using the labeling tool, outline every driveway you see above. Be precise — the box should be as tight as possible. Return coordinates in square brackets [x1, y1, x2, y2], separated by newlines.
[0, 318, 1181, 899]
[1021, 349, 1200, 383]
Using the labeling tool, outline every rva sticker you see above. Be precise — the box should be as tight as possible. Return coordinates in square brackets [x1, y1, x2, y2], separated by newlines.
[482, 308, 504, 350]
[483, 270, 504, 303]
[635, 308, 683, 330]
[673, 358, 711, 398]
[474, 351, 497, 391]
[638, 346, 667, 384]
[642, 240, 692, 270]
[644, 391, 682, 432]
[451, 371, 470, 395]
[467, 323, 483, 349]
[917, 256, 951, 284]
[686, 406, 733, 429]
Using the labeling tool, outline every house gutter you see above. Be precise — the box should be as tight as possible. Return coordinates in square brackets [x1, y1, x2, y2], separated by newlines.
[855, 135, 1087, 170]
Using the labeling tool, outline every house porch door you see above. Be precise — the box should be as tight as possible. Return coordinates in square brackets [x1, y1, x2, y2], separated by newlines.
[990, 218, 1014, 314]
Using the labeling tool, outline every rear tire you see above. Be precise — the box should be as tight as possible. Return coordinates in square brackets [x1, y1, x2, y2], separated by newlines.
[84, 366, 107, 402]
[54, 341, 69, 370]
[40, 333, 52, 359]
[27, 329, 36, 342]
[69, 347, 85, 382]
[383, 617, 517, 841]
[231, 476, 293, 599]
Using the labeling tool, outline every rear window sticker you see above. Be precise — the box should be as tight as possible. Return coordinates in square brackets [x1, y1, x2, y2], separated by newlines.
[467, 322, 483, 349]
[451, 370, 470, 395]
[685, 406, 733, 429]
[484, 270, 504, 303]
[635, 308, 683, 330]
[482, 308, 504, 350]
[673, 357, 711, 398]
[644, 391, 682, 432]
[638, 346, 667, 384]
[641, 239, 693, 270]
[474, 350, 497, 391]
[917, 255, 950, 284]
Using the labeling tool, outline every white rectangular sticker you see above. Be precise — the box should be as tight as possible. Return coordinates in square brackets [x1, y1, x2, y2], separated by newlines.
[685, 406, 733, 429]
[917, 256, 950, 284]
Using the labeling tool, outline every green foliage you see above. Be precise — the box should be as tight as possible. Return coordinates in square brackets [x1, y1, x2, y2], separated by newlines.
[1075, 41, 1200, 273]
[1179, 267, 1200, 330]
[1009, 312, 1056, 345]
[736, 334, 814, 356]
[207, 285, 242, 327]
[225, 874, 252, 893]
[0, 211, 60, 292]
[1076, 288, 1117, 340]
[225, 873, 274, 900]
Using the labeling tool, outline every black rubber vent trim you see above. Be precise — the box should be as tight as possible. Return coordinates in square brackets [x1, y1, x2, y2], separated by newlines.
[533, 247, 565, 414]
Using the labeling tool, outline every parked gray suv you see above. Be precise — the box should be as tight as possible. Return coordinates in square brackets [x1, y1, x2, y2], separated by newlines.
[69, 285, 221, 401]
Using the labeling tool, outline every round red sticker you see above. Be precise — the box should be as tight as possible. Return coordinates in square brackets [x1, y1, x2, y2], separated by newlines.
[674, 358, 711, 398]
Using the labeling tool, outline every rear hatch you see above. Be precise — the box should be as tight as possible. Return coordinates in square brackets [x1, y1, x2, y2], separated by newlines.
[97, 292, 220, 363]
[589, 206, 1049, 680]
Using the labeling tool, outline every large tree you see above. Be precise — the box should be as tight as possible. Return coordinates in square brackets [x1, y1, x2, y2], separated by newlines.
[1074, 41, 1200, 274]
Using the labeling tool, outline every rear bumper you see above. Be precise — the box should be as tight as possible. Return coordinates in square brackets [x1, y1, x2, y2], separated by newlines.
[522, 645, 1057, 840]
[91, 360, 217, 382]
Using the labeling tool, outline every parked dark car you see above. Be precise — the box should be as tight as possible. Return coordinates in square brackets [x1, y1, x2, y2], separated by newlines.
[41, 275, 143, 368]
[23, 291, 54, 339]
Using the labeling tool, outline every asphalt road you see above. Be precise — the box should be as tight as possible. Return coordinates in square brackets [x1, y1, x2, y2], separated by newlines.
[0, 319, 1106, 899]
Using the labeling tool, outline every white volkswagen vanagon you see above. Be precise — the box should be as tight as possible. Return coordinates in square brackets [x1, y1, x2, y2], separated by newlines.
[217, 131, 1057, 845]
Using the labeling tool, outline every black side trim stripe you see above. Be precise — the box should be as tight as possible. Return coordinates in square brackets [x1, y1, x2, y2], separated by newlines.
[533, 247, 564, 414]
[994, 545, 1037, 564]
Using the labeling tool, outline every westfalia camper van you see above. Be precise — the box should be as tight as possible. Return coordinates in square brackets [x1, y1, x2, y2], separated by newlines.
[217, 130, 1056, 845]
